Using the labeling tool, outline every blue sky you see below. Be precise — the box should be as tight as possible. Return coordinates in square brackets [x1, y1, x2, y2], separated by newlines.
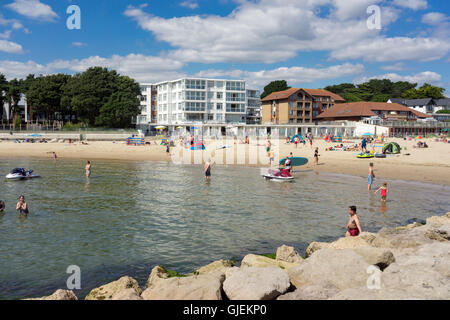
[0, 0, 449, 94]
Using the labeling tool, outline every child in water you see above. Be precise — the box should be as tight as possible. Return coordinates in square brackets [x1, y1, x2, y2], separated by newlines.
[374, 183, 389, 202]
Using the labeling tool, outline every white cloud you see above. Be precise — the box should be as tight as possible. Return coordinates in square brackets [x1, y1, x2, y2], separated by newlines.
[71, 42, 87, 47]
[196, 63, 365, 89]
[0, 30, 12, 39]
[422, 12, 448, 25]
[392, 0, 428, 11]
[179, 1, 199, 9]
[5, 0, 58, 21]
[0, 39, 24, 53]
[0, 54, 186, 82]
[380, 62, 406, 71]
[123, 0, 445, 65]
[355, 71, 442, 86]
[330, 37, 450, 62]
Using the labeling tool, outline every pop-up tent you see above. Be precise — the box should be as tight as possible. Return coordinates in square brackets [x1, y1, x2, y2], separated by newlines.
[382, 142, 401, 154]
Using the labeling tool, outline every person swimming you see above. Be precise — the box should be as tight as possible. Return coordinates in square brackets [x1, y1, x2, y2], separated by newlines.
[0, 200, 5, 212]
[16, 195, 29, 214]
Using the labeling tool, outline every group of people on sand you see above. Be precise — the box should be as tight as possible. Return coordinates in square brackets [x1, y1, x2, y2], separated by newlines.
[0, 196, 29, 215]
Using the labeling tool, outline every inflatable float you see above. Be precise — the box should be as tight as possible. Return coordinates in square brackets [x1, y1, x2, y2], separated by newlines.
[357, 153, 375, 159]
[279, 157, 308, 167]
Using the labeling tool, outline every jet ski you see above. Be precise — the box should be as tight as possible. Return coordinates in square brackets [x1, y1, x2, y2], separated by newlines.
[262, 169, 294, 182]
[5, 168, 40, 180]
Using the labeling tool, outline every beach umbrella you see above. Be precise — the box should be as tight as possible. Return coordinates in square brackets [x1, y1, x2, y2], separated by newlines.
[176, 126, 183, 129]
[29, 133, 42, 137]
[442, 128, 449, 132]
[155, 126, 166, 130]
[362, 133, 374, 136]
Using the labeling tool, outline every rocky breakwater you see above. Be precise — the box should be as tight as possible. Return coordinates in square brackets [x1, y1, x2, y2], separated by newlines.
[29, 212, 450, 300]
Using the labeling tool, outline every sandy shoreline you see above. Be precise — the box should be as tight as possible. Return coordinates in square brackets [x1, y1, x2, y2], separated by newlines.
[1, 137, 449, 186]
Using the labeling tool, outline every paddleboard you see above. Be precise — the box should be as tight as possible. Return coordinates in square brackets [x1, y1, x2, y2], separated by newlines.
[279, 157, 308, 167]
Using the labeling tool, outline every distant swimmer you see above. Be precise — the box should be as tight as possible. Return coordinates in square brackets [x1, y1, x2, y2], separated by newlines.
[53, 152, 57, 161]
[346, 206, 362, 237]
[204, 159, 212, 180]
[85, 161, 91, 178]
[0, 200, 5, 212]
[16, 195, 29, 215]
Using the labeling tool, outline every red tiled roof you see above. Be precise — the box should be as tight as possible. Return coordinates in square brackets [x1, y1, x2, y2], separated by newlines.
[261, 88, 345, 102]
[261, 88, 301, 102]
[302, 89, 345, 102]
[316, 102, 431, 119]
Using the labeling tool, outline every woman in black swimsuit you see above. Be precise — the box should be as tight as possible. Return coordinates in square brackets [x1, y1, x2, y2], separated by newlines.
[16, 195, 29, 214]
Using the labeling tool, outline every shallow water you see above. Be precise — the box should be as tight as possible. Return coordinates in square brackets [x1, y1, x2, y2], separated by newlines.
[0, 158, 449, 299]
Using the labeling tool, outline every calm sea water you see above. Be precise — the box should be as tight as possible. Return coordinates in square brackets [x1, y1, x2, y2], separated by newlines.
[0, 158, 449, 299]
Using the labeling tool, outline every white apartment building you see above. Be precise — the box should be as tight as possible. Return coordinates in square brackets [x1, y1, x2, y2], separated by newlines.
[136, 78, 261, 127]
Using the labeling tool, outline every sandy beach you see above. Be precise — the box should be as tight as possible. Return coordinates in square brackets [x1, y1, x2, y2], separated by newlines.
[1, 137, 449, 186]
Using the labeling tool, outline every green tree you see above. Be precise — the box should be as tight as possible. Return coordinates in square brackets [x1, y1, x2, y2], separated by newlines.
[402, 83, 446, 99]
[261, 80, 291, 99]
[95, 76, 141, 128]
[63, 67, 120, 126]
[26, 74, 71, 121]
[436, 109, 450, 114]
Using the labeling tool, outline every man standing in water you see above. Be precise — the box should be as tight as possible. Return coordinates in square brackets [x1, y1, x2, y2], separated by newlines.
[204, 159, 212, 180]
[346, 206, 362, 237]
[85, 161, 92, 178]
[368, 163, 375, 191]
[16, 195, 29, 215]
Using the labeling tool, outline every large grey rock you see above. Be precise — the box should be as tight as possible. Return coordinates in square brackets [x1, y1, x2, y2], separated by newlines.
[371, 227, 432, 249]
[141, 271, 225, 300]
[27, 289, 78, 300]
[277, 281, 339, 300]
[223, 267, 290, 300]
[353, 247, 395, 270]
[305, 242, 330, 258]
[276, 245, 303, 264]
[329, 236, 372, 250]
[145, 265, 169, 289]
[288, 248, 370, 290]
[330, 287, 426, 300]
[426, 213, 450, 227]
[240, 254, 300, 270]
[85, 276, 142, 300]
[381, 263, 450, 299]
[425, 223, 450, 242]
[193, 260, 235, 275]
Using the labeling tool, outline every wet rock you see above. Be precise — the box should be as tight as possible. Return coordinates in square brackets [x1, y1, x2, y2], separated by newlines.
[223, 267, 290, 300]
[85, 276, 142, 300]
